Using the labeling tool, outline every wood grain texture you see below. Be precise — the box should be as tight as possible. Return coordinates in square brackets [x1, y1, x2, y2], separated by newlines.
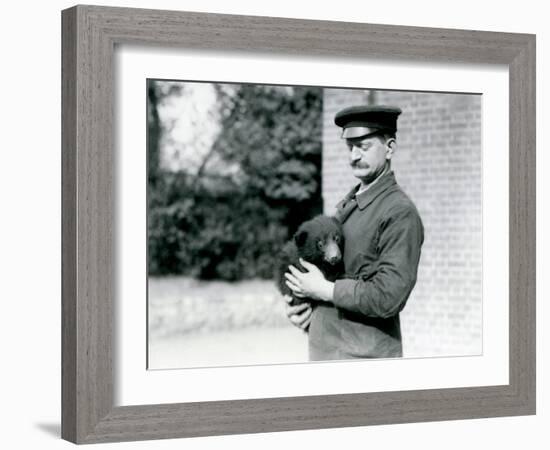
[61, 4, 536, 444]
[508, 36, 536, 412]
[61, 6, 77, 443]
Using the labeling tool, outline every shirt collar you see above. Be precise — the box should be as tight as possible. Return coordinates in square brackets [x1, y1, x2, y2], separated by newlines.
[355, 165, 389, 196]
[354, 171, 397, 210]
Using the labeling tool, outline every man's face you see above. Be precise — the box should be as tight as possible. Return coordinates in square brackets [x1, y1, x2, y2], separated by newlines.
[346, 134, 394, 184]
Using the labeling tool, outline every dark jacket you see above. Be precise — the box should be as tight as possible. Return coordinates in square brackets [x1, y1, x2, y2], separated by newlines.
[308, 171, 424, 360]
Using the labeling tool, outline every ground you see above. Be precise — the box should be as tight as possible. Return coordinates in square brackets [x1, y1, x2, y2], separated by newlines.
[148, 276, 308, 369]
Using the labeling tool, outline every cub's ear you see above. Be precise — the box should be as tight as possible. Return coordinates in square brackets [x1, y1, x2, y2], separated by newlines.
[294, 229, 308, 248]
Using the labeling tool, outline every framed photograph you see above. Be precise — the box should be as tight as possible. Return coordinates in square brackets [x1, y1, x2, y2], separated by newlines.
[62, 4, 535, 444]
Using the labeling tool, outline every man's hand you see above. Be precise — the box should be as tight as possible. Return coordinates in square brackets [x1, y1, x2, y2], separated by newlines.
[285, 259, 335, 302]
[283, 295, 312, 331]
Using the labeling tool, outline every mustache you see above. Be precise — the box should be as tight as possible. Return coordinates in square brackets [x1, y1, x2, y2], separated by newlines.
[351, 163, 370, 169]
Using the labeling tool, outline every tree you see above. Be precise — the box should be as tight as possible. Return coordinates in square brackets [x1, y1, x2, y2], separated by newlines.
[147, 82, 324, 280]
[212, 84, 323, 232]
[146, 80, 184, 185]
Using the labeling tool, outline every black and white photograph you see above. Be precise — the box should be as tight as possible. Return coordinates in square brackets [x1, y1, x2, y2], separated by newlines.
[1, 0, 545, 446]
[146, 79, 482, 369]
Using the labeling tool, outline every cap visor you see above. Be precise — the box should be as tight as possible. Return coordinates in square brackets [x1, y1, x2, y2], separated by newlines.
[341, 126, 378, 139]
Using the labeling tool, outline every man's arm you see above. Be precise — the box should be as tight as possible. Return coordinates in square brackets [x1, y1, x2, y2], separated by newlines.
[332, 206, 424, 319]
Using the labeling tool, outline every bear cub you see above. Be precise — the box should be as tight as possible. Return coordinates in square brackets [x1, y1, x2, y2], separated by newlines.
[276, 215, 345, 306]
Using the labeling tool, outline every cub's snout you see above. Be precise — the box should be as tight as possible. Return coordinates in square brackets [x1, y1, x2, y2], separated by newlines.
[323, 238, 342, 265]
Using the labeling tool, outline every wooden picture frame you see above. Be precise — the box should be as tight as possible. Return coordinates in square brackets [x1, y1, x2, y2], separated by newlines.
[61, 4, 536, 444]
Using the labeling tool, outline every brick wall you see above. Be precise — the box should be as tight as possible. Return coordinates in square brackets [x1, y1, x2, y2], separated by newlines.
[323, 89, 482, 357]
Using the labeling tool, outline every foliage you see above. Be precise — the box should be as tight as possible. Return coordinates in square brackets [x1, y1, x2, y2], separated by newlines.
[214, 86, 321, 194]
[147, 80, 184, 185]
[148, 82, 323, 280]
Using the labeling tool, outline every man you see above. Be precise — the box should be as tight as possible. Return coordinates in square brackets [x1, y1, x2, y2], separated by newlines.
[285, 105, 424, 360]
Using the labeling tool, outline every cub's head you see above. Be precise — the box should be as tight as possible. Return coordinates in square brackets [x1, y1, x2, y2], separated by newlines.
[294, 215, 344, 267]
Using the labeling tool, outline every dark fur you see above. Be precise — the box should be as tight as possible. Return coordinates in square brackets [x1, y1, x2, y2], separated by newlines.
[276, 215, 345, 305]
